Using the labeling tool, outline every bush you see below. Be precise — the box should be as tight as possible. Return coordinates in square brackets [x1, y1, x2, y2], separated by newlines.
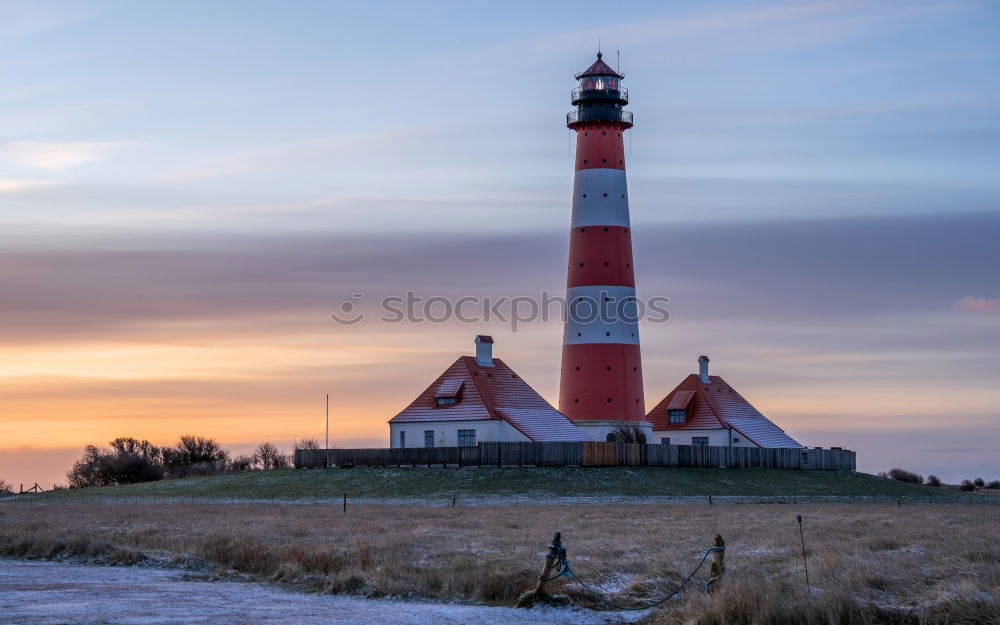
[228, 455, 255, 472]
[607, 424, 647, 443]
[162, 435, 229, 478]
[973, 477, 985, 488]
[0, 478, 12, 495]
[986, 480, 1000, 490]
[926, 474, 941, 487]
[959, 480, 975, 492]
[252, 442, 289, 470]
[67, 434, 233, 487]
[67, 438, 164, 488]
[886, 468, 923, 484]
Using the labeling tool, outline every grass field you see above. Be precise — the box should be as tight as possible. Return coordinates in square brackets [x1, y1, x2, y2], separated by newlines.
[17, 467, 965, 503]
[1, 502, 996, 624]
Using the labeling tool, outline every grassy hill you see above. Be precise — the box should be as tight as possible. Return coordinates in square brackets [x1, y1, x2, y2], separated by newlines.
[20, 467, 965, 504]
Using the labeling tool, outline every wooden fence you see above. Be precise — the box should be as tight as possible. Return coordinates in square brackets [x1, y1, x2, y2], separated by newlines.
[296, 443, 855, 471]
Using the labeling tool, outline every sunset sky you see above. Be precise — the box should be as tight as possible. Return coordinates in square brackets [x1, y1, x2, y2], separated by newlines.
[2, 0, 999, 487]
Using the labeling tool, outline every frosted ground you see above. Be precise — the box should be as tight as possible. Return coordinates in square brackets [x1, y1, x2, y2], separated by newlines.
[0, 559, 643, 625]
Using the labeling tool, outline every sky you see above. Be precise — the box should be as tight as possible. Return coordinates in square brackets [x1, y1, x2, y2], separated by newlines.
[1, 0, 999, 487]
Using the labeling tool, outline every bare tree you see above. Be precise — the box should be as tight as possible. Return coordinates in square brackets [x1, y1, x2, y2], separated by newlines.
[67, 438, 164, 487]
[162, 435, 229, 478]
[292, 438, 321, 451]
[228, 454, 255, 472]
[608, 423, 647, 443]
[0, 478, 12, 495]
[253, 442, 289, 470]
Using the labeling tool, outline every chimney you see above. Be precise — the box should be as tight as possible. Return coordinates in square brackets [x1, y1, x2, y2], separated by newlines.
[475, 335, 495, 367]
[698, 355, 710, 383]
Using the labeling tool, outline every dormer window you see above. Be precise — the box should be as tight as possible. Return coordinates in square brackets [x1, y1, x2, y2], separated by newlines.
[434, 379, 463, 407]
[665, 390, 695, 425]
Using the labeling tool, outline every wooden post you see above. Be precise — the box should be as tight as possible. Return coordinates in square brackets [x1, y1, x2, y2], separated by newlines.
[796, 515, 810, 586]
[342, 493, 347, 513]
[709, 534, 725, 592]
[533, 532, 561, 595]
[516, 531, 568, 607]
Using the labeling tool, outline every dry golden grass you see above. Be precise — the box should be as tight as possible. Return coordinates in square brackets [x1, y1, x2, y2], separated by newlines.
[1, 503, 997, 624]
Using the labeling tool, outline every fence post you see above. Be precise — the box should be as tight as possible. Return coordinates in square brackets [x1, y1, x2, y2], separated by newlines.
[343, 493, 347, 513]
[516, 532, 566, 607]
[709, 534, 725, 592]
[796, 515, 810, 586]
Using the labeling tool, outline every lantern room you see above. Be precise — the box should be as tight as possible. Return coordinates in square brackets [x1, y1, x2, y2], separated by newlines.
[568, 52, 632, 128]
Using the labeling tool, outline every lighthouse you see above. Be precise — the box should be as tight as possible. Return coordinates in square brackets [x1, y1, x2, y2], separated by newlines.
[558, 52, 651, 442]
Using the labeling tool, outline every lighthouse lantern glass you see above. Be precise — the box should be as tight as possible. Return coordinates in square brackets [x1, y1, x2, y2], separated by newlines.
[580, 76, 619, 92]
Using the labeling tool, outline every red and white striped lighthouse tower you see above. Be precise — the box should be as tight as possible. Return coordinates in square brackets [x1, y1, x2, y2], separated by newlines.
[559, 52, 650, 441]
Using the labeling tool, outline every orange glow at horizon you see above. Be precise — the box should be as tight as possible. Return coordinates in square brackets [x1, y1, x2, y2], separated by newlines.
[3, 322, 993, 454]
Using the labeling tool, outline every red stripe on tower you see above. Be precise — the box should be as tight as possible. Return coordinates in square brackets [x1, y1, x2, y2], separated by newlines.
[559, 52, 649, 441]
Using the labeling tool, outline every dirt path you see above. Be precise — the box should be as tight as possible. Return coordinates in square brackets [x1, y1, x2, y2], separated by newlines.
[0, 559, 643, 625]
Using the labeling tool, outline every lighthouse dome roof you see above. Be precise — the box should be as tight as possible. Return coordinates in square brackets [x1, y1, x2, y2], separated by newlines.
[575, 52, 624, 80]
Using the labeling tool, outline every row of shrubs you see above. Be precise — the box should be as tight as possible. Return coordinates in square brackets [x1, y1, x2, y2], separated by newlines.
[880, 467, 999, 491]
[61, 435, 322, 488]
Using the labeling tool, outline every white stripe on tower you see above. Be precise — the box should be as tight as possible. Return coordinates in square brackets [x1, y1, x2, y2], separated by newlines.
[571, 169, 630, 228]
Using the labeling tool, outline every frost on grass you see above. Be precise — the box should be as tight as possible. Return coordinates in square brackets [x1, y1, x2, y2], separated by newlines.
[0, 502, 997, 623]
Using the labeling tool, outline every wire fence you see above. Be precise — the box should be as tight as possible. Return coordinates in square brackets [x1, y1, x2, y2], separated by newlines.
[3, 492, 998, 507]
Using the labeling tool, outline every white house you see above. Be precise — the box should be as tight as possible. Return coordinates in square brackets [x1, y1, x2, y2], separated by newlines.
[645, 356, 803, 448]
[388, 336, 591, 448]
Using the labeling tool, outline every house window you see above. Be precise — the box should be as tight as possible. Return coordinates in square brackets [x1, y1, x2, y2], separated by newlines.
[692, 436, 709, 446]
[732, 437, 740, 444]
[458, 429, 476, 447]
[435, 396, 457, 406]
[424, 430, 434, 448]
[660, 437, 670, 445]
[668, 409, 685, 424]
[400, 431, 405, 448]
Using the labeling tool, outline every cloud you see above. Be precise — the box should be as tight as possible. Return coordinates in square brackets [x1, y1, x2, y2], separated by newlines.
[1, 211, 997, 345]
[954, 296, 1000, 316]
[1, 141, 120, 170]
[0, 178, 61, 193]
[496, 0, 964, 61]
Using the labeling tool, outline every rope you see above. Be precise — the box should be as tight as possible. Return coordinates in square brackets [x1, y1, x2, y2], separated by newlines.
[547, 543, 725, 611]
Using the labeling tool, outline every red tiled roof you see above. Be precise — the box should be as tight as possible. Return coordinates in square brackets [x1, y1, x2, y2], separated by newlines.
[666, 390, 695, 411]
[390, 356, 590, 441]
[646, 374, 802, 448]
[434, 379, 463, 399]
[576, 53, 623, 79]
[496, 408, 591, 442]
